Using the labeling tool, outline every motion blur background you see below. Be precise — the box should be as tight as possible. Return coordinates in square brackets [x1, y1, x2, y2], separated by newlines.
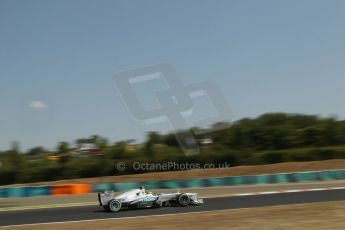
[1, 0, 345, 185]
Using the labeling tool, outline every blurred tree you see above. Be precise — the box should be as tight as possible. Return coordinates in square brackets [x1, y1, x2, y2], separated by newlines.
[8, 141, 22, 167]
[144, 131, 162, 157]
[106, 141, 126, 159]
[56, 141, 70, 164]
[163, 133, 179, 147]
[27, 147, 46, 156]
[95, 136, 109, 151]
[75, 135, 108, 150]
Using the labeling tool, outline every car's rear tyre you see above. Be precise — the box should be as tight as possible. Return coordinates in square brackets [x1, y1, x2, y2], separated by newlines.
[109, 199, 121, 212]
[178, 194, 190, 207]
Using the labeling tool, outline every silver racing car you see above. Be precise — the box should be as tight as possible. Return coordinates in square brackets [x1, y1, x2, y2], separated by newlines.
[98, 186, 204, 212]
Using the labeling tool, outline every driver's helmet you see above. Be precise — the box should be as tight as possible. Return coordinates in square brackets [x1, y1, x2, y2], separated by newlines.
[139, 186, 145, 190]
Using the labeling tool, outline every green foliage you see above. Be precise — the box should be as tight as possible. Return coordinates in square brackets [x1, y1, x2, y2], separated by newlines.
[219, 113, 344, 150]
[56, 141, 70, 164]
[61, 157, 106, 179]
[17, 160, 61, 183]
[106, 141, 127, 159]
[2, 113, 345, 185]
[26, 147, 46, 156]
[144, 131, 162, 158]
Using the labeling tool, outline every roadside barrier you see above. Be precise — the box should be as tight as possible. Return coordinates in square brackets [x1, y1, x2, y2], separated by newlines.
[1, 169, 345, 198]
[93, 169, 345, 192]
[0, 186, 51, 198]
[52, 184, 91, 195]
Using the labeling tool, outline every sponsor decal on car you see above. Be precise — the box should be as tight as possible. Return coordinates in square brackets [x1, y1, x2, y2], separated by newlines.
[139, 196, 157, 202]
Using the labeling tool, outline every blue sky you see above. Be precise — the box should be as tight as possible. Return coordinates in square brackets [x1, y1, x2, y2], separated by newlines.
[1, 0, 345, 150]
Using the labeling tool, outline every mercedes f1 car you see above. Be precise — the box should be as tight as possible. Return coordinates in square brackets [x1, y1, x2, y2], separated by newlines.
[98, 186, 204, 212]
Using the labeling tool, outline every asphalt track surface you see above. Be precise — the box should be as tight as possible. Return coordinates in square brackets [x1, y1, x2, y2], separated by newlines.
[1, 189, 345, 227]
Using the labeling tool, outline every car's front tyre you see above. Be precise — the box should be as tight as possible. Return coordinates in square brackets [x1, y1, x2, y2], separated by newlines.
[108, 199, 122, 212]
[178, 194, 190, 207]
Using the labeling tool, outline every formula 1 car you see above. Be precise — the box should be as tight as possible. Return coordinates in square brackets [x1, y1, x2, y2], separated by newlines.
[98, 186, 204, 212]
